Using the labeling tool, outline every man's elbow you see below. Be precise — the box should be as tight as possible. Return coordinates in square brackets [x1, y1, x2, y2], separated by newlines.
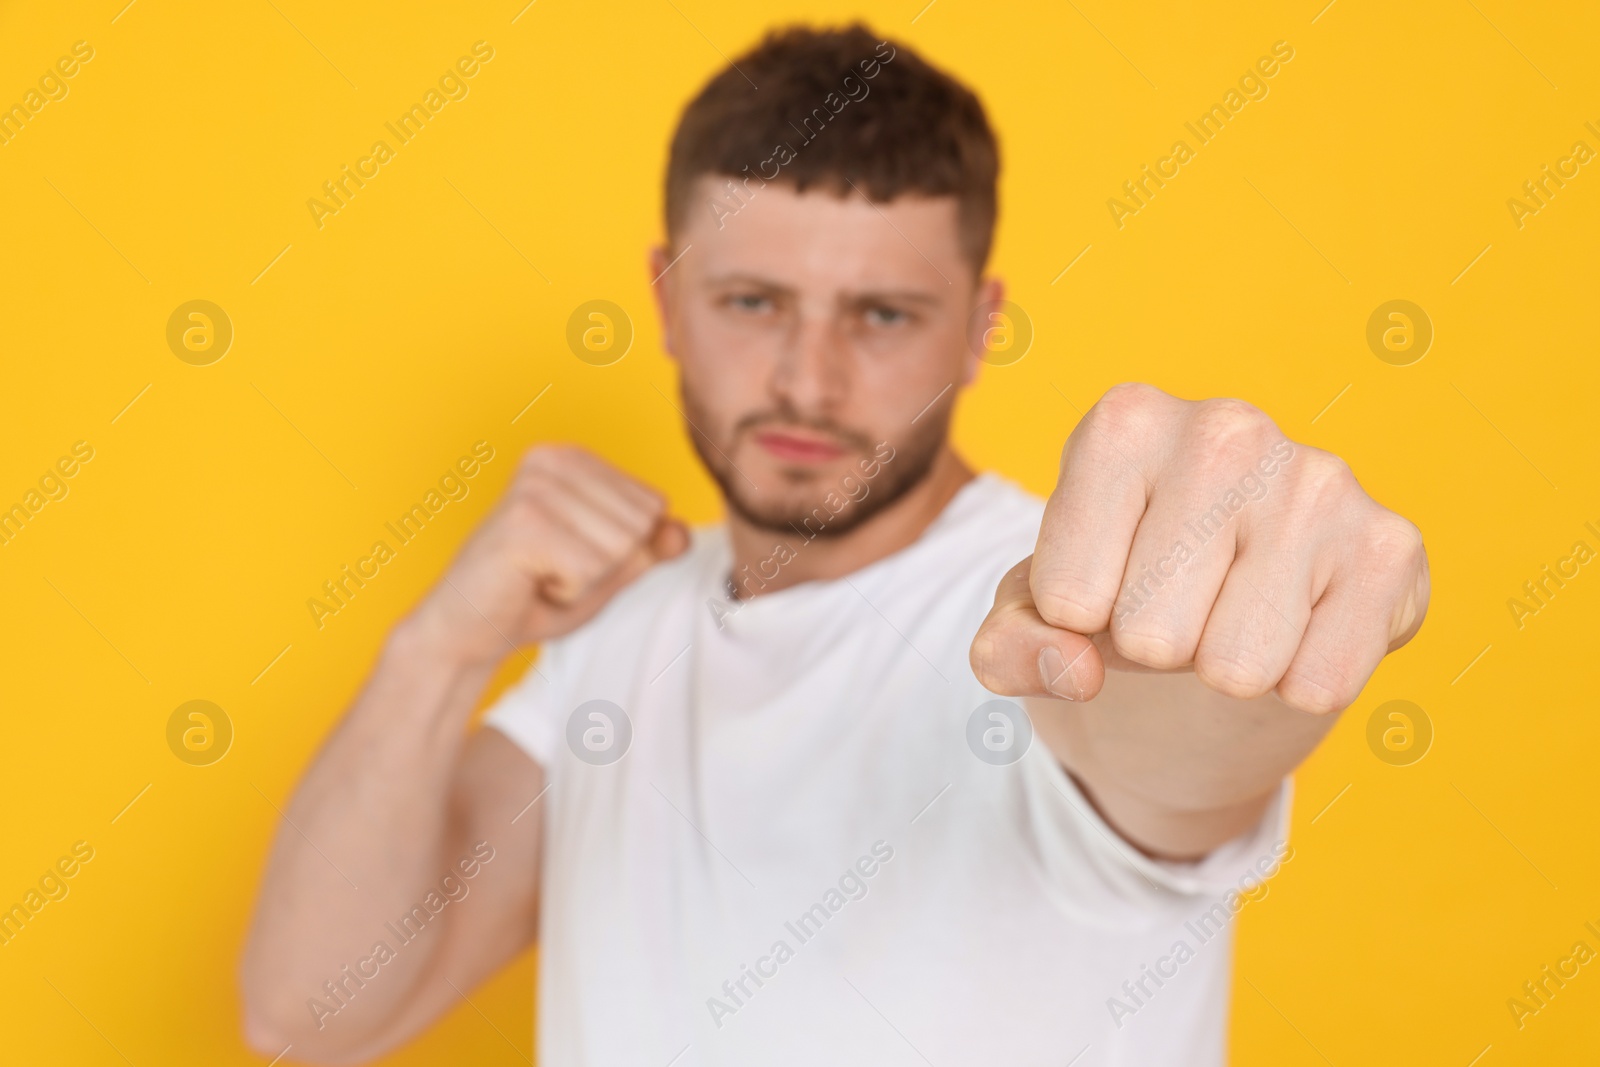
[241, 1003, 297, 1061]
[239, 981, 377, 1067]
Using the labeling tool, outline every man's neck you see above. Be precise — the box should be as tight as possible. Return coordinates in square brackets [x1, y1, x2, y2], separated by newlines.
[725, 446, 976, 600]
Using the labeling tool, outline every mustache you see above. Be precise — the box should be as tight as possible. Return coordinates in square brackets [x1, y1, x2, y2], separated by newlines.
[734, 410, 876, 453]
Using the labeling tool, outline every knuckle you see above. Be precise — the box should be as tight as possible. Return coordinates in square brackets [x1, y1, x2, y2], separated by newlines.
[1085, 382, 1162, 437]
[1066, 384, 1172, 473]
[1111, 625, 1190, 670]
[1195, 648, 1278, 699]
[614, 491, 665, 542]
[625, 510, 659, 544]
[1360, 511, 1424, 568]
[1191, 398, 1274, 457]
[576, 526, 629, 564]
[967, 625, 1003, 682]
[520, 444, 557, 469]
[523, 443, 586, 474]
[1031, 573, 1113, 630]
[1299, 449, 1357, 498]
[515, 460, 559, 493]
[1277, 673, 1350, 715]
[1103, 381, 1165, 409]
[507, 483, 569, 525]
[636, 485, 667, 518]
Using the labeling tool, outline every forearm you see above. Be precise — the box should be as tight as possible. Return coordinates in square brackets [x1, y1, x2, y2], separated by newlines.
[241, 608, 496, 1050]
[237, 446, 686, 1060]
[1031, 640, 1336, 860]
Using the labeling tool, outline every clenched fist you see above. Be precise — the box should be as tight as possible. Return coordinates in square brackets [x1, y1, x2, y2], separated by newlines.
[411, 446, 688, 666]
[971, 384, 1429, 715]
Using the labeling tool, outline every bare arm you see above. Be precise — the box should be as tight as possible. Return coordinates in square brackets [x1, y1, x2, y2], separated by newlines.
[971, 385, 1429, 860]
[238, 634, 538, 1063]
[1027, 638, 1335, 859]
[240, 447, 686, 1062]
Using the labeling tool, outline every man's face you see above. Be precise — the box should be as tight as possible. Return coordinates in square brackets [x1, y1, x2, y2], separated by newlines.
[651, 176, 999, 536]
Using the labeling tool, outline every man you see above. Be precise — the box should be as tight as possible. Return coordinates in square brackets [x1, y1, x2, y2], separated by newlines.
[241, 23, 1428, 1066]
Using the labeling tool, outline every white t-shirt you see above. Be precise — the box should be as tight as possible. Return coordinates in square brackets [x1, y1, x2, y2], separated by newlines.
[485, 472, 1291, 1067]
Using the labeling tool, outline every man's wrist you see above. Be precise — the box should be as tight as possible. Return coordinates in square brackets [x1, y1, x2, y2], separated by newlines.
[1068, 765, 1280, 863]
[387, 599, 500, 676]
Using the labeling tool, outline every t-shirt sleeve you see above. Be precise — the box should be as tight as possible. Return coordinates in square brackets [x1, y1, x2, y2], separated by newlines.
[1017, 745, 1294, 924]
[481, 638, 570, 770]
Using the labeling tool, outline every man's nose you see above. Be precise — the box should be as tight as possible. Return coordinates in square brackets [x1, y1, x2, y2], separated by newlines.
[770, 312, 848, 414]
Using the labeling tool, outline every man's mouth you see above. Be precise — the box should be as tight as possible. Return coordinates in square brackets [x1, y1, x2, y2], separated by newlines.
[752, 428, 848, 464]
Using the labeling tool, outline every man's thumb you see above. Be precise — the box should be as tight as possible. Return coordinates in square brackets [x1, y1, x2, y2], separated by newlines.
[970, 560, 1105, 701]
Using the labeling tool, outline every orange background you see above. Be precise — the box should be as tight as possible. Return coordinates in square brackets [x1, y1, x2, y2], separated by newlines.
[1, 0, 1596, 1063]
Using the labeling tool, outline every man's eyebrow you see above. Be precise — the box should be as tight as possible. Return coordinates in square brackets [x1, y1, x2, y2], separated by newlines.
[846, 289, 943, 308]
[703, 272, 791, 290]
[702, 273, 944, 307]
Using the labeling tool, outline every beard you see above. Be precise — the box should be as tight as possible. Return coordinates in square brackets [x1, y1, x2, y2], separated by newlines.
[679, 379, 951, 540]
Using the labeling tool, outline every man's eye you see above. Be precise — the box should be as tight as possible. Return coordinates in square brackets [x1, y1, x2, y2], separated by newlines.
[728, 294, 772, 312]
[865, 305, 908, 327]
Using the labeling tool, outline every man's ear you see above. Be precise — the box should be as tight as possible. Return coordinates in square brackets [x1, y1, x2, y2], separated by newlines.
[647, 245, 677, 362]
[979, 275, 1005, 312]
[959, 274, 1006, 386]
